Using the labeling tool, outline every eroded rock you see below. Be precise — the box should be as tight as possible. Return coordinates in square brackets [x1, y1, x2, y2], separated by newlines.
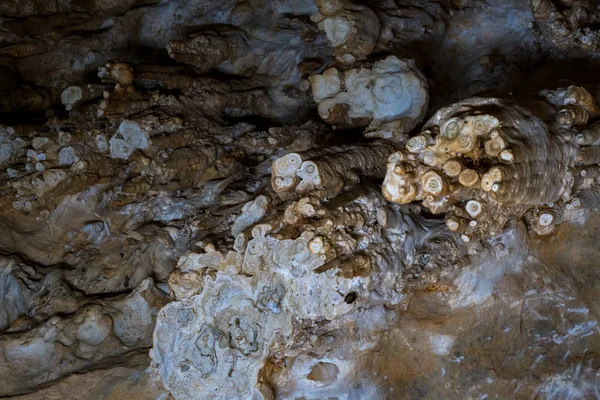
[1, 0, 600, 399]
[308, 56, 429, 135]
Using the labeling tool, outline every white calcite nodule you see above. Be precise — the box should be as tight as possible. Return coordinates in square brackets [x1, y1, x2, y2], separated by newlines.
[309, 56, 429, 136]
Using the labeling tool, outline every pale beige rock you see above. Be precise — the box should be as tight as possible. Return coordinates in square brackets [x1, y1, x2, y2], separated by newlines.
[309, 56, 429, 134]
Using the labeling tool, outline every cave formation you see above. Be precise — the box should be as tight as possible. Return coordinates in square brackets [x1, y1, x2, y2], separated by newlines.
[1, 0, 600, 399]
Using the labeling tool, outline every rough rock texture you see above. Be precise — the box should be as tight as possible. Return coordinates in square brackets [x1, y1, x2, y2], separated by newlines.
[7, 363, 170, 400]
[382, 90, 597, 241]
[0, 277, 167, 396]
[2, 0, 600, 399]
[308, 56, 429, 136]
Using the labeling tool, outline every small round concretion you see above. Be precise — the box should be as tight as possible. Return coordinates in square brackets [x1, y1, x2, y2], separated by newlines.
[342, 53, 355, 64]
[473, 119, 487, 134]
[492, 183, 500, 192]
[581, 169, 588, 177]
[539, 212, 554, 226]
[286, 153, 302, 168]
[31, 137, 48, 150]
[482, 168, 503, 191]
[446, 218, 460, 231]
[299, 80, 311, 92]
[426, 179, 442, 193]
[394, 164, 406, 174]
[469, 220, 477, 227]
[288, 176, 300, 190]
[461, 234, 470, 242]
[423, 151, 436, 166]
[482, 179, 493, 191]
[465, 200, 482, 217]
[283, 176, 295, 187]
[443, 160, 462, 177]
[444, 121, 460, 139]
[274, 175, 295, 191]
[304, 162, 316, 175]
[308, 236, 324, 254]
[499, 150, 514, 163]
[571, 197, 582, 209]
[61, 86, 83, 108]
[485, 137, 506, 156]
[458, 135, 471, 148]
[407, 135, 426, 153]
[422, 171, 444, 195]
[489, 167, 503, 180]
[459, 169, 479, 187]
[274, 153, 302, 176]
[490, 129, 500, 139]
[254, 195, 268, 208]
[299, 202, 316, 217]
[299, 161, 318, 179]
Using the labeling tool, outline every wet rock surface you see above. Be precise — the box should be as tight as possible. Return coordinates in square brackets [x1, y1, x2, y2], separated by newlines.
[1, 0, 600, 399]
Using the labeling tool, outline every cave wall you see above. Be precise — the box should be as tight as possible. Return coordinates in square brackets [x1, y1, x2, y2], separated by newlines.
[1, 0, 600, 399]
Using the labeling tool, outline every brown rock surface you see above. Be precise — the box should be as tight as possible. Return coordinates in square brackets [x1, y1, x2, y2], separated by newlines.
[1, 0, 600, 399]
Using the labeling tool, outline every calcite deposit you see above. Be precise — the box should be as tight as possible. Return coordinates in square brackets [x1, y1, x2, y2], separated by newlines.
[2, 1, 600, 399]
[382, 91, 597, 240]
[308, 56, 429, 136]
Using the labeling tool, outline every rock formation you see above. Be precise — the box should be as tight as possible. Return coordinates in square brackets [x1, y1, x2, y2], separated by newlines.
[382, 89, 600, 240]
[1, 0, 600, 399]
